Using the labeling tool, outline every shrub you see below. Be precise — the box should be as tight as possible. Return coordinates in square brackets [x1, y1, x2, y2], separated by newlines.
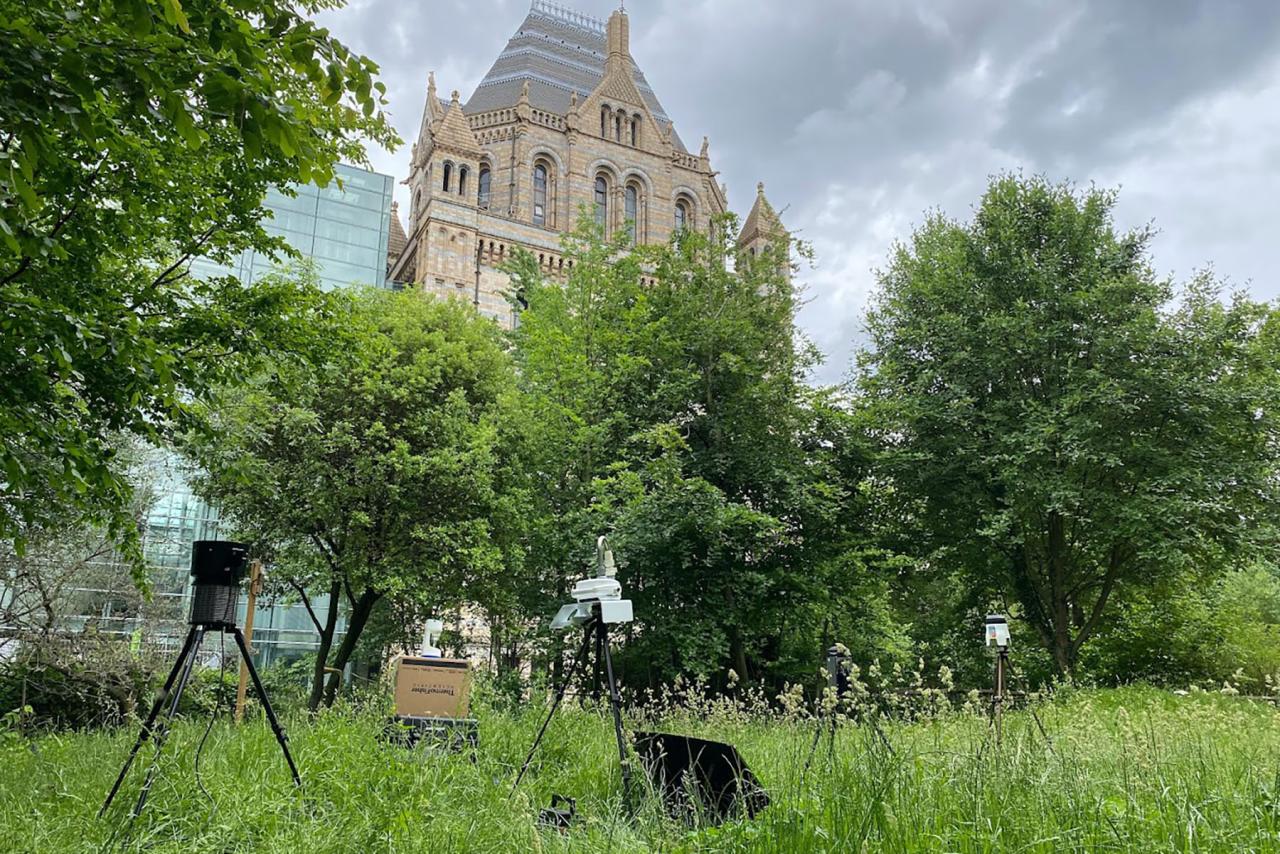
[0, 630, 161, 729]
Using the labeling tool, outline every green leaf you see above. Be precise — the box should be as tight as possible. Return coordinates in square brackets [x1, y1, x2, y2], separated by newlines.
[160, 0, 192, 34]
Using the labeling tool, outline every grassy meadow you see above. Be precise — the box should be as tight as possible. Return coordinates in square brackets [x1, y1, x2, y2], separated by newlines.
[1, 686, 1278, 853]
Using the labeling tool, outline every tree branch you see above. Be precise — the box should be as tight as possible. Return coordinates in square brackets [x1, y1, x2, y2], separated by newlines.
[147, 225, 219, 292]
[287, 579, 324, 635]
[1, 159, 105, 286]
[1070, 543, 1128, 657]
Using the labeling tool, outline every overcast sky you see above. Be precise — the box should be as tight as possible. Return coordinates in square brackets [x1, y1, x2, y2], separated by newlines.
[317, 0, 1280, 383]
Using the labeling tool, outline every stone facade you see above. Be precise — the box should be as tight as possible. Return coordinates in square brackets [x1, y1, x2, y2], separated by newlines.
[387, 2, 780, 324]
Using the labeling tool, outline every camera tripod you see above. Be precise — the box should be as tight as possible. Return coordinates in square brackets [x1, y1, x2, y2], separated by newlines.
[511, 605, 632, 805]
[803, 646, 894, 775]
[100, 620, 301, 818]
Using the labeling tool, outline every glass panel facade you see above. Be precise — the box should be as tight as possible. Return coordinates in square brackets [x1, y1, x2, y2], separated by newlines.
[241, 164, 393, 292]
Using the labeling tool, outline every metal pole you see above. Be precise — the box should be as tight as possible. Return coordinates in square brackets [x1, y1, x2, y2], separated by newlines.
[599, 615, 632, 807]
[235, 560, 263, 724]
[232, 627, 301, 786]
[100, 625, 199, 816]
[993, 647, 1007, 747]
[134, 626, 206, 817]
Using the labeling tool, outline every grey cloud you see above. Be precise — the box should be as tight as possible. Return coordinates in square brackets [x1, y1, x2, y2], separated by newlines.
[315, 0, 1280, 384]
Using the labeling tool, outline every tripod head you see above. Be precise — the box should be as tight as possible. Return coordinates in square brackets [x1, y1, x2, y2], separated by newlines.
[550, 535, 633, 630]
[825, 644, 851, 700]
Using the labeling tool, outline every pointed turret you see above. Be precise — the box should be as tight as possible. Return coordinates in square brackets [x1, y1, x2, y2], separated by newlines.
[434, 90, 482, 156]
[413, 72, 444, 166]
[387, 200, 408, 270]
[738, 182, 787, 262]
[605, 7, 631, 73]
[582, 6, 657, 144]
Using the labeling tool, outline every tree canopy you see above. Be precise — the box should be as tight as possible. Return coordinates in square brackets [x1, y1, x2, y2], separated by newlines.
[508, 217, 900, 691]
[858, 174, 1280, 674]
[0, 0, 397, 570]
[185, 286, 525, 709]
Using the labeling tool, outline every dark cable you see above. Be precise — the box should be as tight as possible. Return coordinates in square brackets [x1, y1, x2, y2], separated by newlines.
[193, 632, 227, 812]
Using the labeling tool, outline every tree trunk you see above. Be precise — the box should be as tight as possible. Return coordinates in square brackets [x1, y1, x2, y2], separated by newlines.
[1047, 511, 1075, 676]
[307, 578, 344, 712]
[728, 625, 749, 684]
[321, 588, 380, 707]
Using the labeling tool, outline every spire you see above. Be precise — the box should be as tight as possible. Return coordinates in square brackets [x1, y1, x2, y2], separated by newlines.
[606, 8, 630, 62]
[433, 90, 482, 155]
[414, 73, 443, 166]
[584, 5, 646, 123]
[739, 181, 784, 248]
[387, 200, 408, 265]
[425, 72, 443, 124]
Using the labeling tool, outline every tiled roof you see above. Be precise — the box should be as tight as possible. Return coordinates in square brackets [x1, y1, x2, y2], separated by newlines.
[435, 94, 482, 153]
[464, 2, 688, 153]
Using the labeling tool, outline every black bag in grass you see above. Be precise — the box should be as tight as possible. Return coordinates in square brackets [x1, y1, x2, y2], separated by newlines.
[633, 731, 769, 824]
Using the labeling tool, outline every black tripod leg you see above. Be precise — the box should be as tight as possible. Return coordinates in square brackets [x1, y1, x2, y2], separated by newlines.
[599, 620, 632, 805]
[232, 627, 300, 786]
[511, 623, 595, 797]
[592, 621, 603, 703]
[134, 626, 205, 817]
[803, 715, 824, 775]
[100, 625, 200, 817]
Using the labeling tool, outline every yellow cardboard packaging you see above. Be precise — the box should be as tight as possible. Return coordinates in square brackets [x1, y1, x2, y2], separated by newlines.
[392, 656, 472, 718]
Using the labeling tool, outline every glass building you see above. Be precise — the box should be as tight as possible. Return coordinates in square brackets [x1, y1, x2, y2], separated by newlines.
[59, 164, 396, 667]
[192, 164, 394, 292]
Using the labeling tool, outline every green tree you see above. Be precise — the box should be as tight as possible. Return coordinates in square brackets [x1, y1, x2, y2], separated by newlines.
[858, 174, 1280, 675]
[0, 0, 397, 569]
[185, 288, 525, 710]
[510, 217, 895, 690]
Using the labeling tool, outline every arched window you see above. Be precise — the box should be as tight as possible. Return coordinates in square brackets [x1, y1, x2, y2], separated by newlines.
[631, 114, 640, 147]
[532, 162, 548, 226]
[442, 161, 452, 193]
[624, 183, 639, 245]
[601, 106, 609, 137]
[594, 175, 608, 227]
[615, 113, 622, 142]
[458, 165, 468, 198]
[478, 165, 491, 209]
[674, 198, 690, 233]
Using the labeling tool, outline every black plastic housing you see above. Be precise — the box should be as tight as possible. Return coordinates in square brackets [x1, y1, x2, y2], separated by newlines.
[189, 540, 249, 627]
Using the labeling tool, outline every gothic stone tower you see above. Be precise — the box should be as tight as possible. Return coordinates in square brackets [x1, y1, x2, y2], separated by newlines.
[387, 2, 782, 324]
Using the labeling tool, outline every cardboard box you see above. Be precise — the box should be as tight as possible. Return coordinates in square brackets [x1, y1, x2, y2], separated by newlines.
[392, 656, 472, 718]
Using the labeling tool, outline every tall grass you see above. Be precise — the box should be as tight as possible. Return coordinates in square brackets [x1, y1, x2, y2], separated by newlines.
[1, 686, 1277, 852]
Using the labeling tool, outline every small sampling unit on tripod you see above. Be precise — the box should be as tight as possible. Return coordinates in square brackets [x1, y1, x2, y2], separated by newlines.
[100, 541, 300, 819]
[514, 535, 768, 829]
